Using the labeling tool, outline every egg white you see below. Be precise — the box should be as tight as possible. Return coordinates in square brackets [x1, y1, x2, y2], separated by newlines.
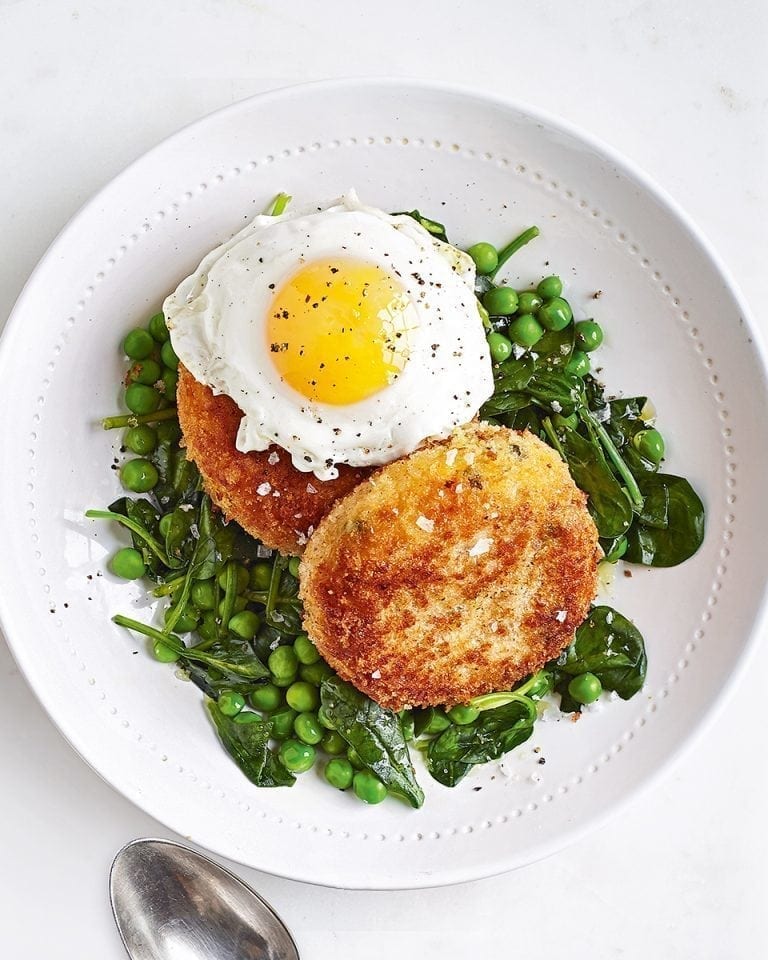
[164, 192, 494, 480]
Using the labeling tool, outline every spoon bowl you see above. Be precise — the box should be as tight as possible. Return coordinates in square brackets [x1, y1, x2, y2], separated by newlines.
[110, 838, 299, 960]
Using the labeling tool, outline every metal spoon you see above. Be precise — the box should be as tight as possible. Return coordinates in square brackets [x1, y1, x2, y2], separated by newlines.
[110, 838, 300, 960]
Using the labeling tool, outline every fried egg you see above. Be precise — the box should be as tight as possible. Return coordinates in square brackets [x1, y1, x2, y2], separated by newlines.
[164, 192, 493, 480]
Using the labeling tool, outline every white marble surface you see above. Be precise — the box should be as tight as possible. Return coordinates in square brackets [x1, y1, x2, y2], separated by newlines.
[1, 1, 767, 956]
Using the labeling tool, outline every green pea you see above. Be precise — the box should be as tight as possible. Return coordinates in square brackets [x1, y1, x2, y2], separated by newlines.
[565, 349, 590, 377]
[293, 711, 323, 745]
[604, 535, 628, 563]
[279, 739, 315, 773]
[124, 424, 157, 455]
[482, 286, 519, 317]
[568, 672, 602, 705]
[574, 320, 604, 352]
[161, 340, 179, 370]
[273, 673, 297, 689]
[538, 297, 572, 331]
[633, 428, 665, 464]
[125, 383, 161, 416]
[466, 242, 499, 276]
[162, 368, 178, 399]
[148, 312, 170, 343]
[123, 328, 155, 360]
[293, 632, 320, 665]
[517, 290, 543, 314]
[321, 730, 346, 755]
[164, 604, 199, 634]
[507, 313, 544, 348]
[487, 332, 513, 364]
[268, 645, 299, 680]
[353, 770, 388, 805]
[269, 706, 297, 740]
[536, 275, 563, 300]
[347, 747, 365, 770]
[196, 611, 218, 642]
[228, 609, 261, 639]
[287, 556, 301, 578]
[477, 301, 491, 332]
[250, 683, 282, 712]
[120, 458, 159, 493]
[109, 547, 146, 580]
[447, 704, 479, 725]
[286, 681, 320, 713]
[127, 358, 162, 386]
[325, 757, 354, 790]
[217, 563, 249, 594]
[152, 640, 180, 663]
[299, 661, 334, 686]
[218, 691, 245, 717]
[156, 419, 181, 444]
[190, 579, 217, 611]
[249, 562, 273, 590]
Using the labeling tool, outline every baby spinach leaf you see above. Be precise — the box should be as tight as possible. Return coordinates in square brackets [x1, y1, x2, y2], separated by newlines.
[624, 474, 705, 566]
[392, 209, 448, 242]
[183, 639, 270, 680]
[207, 702, 294, 787]
[555, 424, 634, 538]
[320, 677, 424, 808]
[534, 325, 575, 368]
[426, 698, 537, 787]
[480, 391, 531, 418]
[554, 605, 647, 700]
[526, 369, 583, 413]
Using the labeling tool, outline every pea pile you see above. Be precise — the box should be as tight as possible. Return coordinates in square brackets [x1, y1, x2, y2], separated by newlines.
[87, 209, 705, 807]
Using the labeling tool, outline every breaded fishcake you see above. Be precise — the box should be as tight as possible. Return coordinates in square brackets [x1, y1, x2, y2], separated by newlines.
[300, 423, 600, 710]
[176, 364, 370, 555]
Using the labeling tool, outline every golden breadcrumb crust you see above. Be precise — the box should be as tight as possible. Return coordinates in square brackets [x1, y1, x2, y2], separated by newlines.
[300, 422, 600, 710]
[176, 364, 371, 555]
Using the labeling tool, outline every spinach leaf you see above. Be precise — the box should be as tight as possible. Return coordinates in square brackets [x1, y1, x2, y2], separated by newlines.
[553, 605, 647, 701]
[426, 698, 537, 787]
[493, 355, 536, 393]
[207, 702, 294, 787]
[526, 369, 583, 413]
[480, 391, 531, 418]
[553, 423, 634, 538]
[152, 442, 200, 511]
[534, 325, 575, 368]
[320, 677, 424, 808]
[624, 474, 705, 566]
[183, 639, 270, 680]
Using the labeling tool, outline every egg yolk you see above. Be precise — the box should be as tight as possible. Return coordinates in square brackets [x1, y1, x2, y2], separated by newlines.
[267, 259, 416, 405]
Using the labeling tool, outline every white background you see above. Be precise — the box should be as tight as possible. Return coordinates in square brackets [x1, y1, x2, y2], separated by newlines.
[1, 1, 767, 956]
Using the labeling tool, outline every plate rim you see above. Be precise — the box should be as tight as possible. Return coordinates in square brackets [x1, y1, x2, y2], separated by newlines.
[2, 77, 768, 889]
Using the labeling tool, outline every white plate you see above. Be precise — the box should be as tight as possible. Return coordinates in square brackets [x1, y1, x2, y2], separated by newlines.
[2, 79, 767, 889]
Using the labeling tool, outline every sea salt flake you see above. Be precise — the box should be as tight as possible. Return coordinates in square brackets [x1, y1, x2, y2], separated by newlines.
[464, 451, 475, 465]
[257, 482, 272, 496]
[268, 451, 280, 465]
[306, 483, 317, 494]
[469, 537, 493, 557]
[445, 448, 458, 467]
[371, 669, 382, 679]
[179, 503, 193, 512]
[416, 515, 435, 533]
[189, 523, 199, 539]
[555, 610, 567, 623]
[272, 490, 281, 497]
[490, 620, 499, 633]
[551, 400, 562, 413]
[256, 545, 272, 559]
[455, 483, 464, 493]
